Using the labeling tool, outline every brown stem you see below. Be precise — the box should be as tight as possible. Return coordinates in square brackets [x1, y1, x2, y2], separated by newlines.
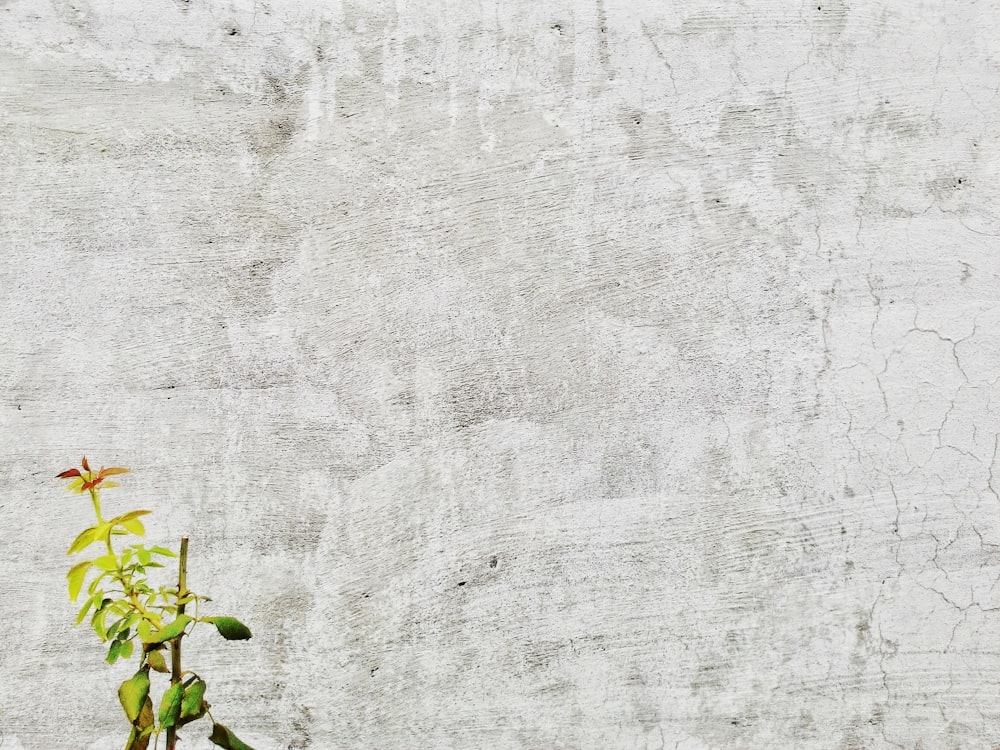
[166, 537, 189, 750]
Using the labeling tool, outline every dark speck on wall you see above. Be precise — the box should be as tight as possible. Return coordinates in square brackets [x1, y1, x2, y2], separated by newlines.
[457, 581, 466, 587]
[489, 556, 498, 568]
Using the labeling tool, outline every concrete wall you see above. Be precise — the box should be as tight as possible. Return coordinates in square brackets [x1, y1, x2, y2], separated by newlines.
[2, 1, 999, 747]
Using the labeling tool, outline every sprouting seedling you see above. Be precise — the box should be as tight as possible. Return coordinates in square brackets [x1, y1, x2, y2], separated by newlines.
[57, 457, 256, 750]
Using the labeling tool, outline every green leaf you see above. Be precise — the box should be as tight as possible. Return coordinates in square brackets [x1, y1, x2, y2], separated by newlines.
[105, 617, 126, 640]
[67, 526, 97, 555]
[136, 619, 153, 643]
[148, 614, 193, 644]
[203, 616, 252, 641]
[158, 681, 184, 728]
[119, 637, 134, 660]
[146, 649, 168, 673]
[118, 670, 150, 723]
[93, 554, 118, 571]
[105, 609, 135, 639]
[66, 560, 91, 601]
[106, 639, 123, 663]
[180, 678, 207, 721]
[150, 546, 177, 557]
[209, 723, 256, 750]
[136, 547, 152, 565]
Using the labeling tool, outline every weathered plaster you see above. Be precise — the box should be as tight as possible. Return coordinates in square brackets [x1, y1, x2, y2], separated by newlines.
[2, 1, 999, 747]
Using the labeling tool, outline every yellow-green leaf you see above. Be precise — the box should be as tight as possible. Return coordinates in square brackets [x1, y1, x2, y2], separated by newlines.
[67, 527, 97, 555]
[111, 509, 152, 524]
[209, 723, 256, 750]
[87, 570, 110, 595]
[118, 670, 150, 723]
[148, 614, 192, 644]
[203, 616, 252, 641]
[66, 560, 91, 601]
[76, 593, 98, 625]
[124, 697, 154, 750]
[92, 599, 111, 639]
[93, 521, 113, 545]
[121, 518, 146, 536]
[158, 681, 184, 728]
[94, 554, 118, 571]
[123, 727, 147, 750]
[137, 619, 153, 643]
[146, 649, 168, 673]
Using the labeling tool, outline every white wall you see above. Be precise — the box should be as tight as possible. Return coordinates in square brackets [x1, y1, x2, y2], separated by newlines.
[2, 1, 999, 747]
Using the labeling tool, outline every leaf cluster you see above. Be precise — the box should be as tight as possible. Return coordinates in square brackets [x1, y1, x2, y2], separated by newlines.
[57, 458, 256, 750]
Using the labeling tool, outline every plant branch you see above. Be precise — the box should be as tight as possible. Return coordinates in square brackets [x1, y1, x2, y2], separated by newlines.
[165, 537, 188, 750]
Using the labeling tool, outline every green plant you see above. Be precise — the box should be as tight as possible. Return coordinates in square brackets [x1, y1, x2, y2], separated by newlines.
[58, 458, 256, 750]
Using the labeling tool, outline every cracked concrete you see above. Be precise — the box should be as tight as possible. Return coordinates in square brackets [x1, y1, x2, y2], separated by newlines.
[1, 1, 999, 748]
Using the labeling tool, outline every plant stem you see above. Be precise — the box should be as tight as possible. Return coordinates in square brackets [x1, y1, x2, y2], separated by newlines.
[89, 487, 104, 523]
[166, 537, 188, 750]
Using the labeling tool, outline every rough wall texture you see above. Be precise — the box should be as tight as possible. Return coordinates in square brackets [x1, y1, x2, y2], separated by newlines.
[2, 1, 999, 748]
